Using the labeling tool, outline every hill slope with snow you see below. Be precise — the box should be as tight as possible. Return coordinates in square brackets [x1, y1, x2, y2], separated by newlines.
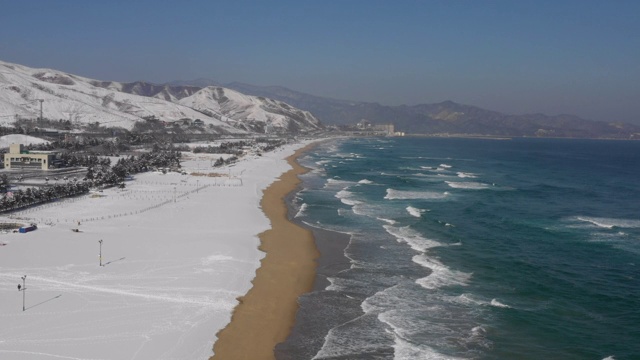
[0, 60, 322, 134]
[178, 87, 322, 134]
[0, 134, 49, 148]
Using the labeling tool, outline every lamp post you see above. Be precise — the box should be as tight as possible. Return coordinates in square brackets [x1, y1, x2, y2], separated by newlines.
[18, 275, 26, 311]
[98, 239, 103, 266]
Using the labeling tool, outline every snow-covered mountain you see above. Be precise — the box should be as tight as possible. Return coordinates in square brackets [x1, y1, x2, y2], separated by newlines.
[90, 81, 202, 103]
[0, 60, 322, 134]
[178, 87, 322, 133]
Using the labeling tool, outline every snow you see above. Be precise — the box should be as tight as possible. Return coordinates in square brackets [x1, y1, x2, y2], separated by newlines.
[178, 86, 322, 131]
[0, 140, 313, 359]
[0, 60, 244, 133]
[0, 60, 321, 134]
[0, 134, 49, 149]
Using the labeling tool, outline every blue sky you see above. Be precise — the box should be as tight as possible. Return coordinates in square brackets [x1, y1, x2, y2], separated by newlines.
[1, 0, 639, 123]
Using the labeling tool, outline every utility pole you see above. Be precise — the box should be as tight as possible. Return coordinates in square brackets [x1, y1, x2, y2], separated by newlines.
[36, 99, 44, 121]
[98, 239, 103, 266]
[18, 275, 26, 311]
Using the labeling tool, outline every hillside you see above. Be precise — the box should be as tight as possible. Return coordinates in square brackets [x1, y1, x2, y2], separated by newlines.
[178, 87, 322, 134]
[0, 60, 322, 135]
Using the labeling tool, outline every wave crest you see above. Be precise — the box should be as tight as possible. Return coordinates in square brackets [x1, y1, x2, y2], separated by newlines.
[446, 181, 489, 190]
[406, 206, 426, 218]
[575, 216, 640, 229]
[385, 188, 450, 200]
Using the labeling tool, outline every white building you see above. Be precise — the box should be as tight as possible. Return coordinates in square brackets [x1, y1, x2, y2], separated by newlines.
[4, 143, 57, 170]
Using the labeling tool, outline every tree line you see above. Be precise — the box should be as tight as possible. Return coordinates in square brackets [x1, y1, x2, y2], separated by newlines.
[0, 149, 181, 213]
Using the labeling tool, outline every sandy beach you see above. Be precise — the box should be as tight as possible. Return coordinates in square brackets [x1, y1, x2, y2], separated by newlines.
[211, 143, 320, 360]
[0, 140, 319, 360]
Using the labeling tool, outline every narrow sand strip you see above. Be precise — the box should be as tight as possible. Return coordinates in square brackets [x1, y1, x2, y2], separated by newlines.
[211, 143, 320, 360]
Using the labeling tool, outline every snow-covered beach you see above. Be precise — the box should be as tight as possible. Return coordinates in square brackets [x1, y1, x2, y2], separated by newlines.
[0, 140, 315, 359]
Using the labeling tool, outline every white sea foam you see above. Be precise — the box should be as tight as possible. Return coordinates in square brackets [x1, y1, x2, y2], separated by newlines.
[311, 312, 391, 359]
[602, 356, 616, 360]
[358, 179, 374, 184]
[414, 254, 471, 289]
[439, 164, 452, 168]
[456, 171, 477, 178]
[363, 286, 470, 360]
[325, 277, 342, 291]
[324, 178, 354, 189]
[352, 203, 372, 216]
[575, 216, 640, 229]
[336, 189, 360, 206]
[377, 217, 396, 225]
[406, 206, 425, 218]
[295, 203, 308, 218]
[391, 333, 465, 360]
[449, 293, 484, 306]
[412, 172, 433, 177]
[384, 225, 443, 252]
[445, 181, 489, 189]
[490, 299, 511, 308]
[385, 188, 450, 200]
[339, 152, 362, 158]
[471, 325, 487, 337]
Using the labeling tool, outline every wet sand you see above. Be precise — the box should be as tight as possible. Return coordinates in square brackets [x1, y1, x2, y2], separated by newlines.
[211, 143, 320, 360]
[273, 226, 353, 359]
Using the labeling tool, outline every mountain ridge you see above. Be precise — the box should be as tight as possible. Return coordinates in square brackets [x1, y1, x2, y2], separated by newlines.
[4, 58, 636, 139]
[0, 60, 322, 135]
[217, 82, 640, 139]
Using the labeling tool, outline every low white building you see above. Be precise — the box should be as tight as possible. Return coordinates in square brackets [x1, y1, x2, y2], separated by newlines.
[3, 143, 57, 170]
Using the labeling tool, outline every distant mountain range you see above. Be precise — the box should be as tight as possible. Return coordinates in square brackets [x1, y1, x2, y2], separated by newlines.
[221, 82, 640, 139]
[0, 61, 322, 135]
[2, 59, 638, 139]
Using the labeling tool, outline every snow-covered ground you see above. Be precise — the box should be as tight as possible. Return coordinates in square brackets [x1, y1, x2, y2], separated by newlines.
[0, 134, 49, 149]
[0, 141, 311, 359]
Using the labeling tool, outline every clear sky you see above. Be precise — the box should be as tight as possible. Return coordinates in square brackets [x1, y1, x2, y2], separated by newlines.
[1, 0, 639, 123]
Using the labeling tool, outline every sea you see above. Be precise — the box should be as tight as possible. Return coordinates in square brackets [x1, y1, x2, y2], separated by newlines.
[275, 136, 640, 360]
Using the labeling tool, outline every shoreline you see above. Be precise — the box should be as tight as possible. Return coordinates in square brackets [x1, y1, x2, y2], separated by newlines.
[211, 142, 321, 360]
[0, 140, 325, 359]
[274, 225, 353, 359]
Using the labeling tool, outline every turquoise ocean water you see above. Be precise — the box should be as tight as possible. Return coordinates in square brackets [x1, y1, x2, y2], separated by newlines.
[277, 137, 640, 360]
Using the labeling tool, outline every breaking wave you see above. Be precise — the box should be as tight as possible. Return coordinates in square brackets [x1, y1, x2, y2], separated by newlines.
[456, 172, 477, 178]
[384, 225, 443, 252]
[445, 181, 490, 190]
[336, 189, 360, 206]
[406, 206, 426, 218]
[575, 216, 640, 229]
[413, 254, 472, 290]
[385, 188, 450, 200]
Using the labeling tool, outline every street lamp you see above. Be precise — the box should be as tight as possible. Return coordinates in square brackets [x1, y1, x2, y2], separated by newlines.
[18, 275, 26, 311]
[98, 240, 103, 266]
